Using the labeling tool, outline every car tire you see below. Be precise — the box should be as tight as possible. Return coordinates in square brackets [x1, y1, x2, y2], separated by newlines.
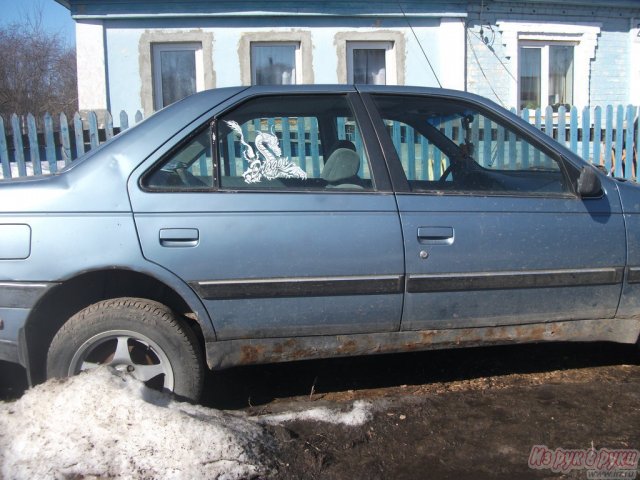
[47, 297, 204, 401]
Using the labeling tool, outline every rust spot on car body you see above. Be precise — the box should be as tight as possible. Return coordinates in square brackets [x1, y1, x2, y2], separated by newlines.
[240, 345, 265, 364]
[207, 319, 640, 370]
[337, 340, 358, 354]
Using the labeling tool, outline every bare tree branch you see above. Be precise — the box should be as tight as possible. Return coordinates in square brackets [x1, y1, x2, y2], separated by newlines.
[0, 5, 78, 122]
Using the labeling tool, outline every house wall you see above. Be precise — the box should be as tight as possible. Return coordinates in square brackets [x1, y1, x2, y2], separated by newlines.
[71, 1, 639, 117]
[78, 14, 466, 119]
[466, 2, 640, 109]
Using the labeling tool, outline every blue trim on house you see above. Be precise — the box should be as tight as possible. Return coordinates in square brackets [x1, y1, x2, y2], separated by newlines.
[57, 1, 468, 17]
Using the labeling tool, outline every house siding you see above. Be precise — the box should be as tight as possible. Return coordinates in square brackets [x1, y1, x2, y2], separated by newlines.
[466, 2, 640, 109]
[589, 23, 631, 106]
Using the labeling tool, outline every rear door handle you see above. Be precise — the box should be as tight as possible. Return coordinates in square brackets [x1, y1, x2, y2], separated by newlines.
[417, 226, 454, 245]
[159, 228, 199, 247]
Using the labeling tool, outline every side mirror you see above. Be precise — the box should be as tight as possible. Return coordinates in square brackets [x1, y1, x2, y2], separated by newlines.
[576, 165, 603, 198]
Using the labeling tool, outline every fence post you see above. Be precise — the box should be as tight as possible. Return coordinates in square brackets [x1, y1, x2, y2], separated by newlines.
[637, 108, 640, 180]
[625, 105, 636, 179]
[614, 105, 624, 178]
[545, 106, 553, 139]
[310, 117, 320, 177]
[582, 106, 591, 163]
[605, 105, 614, 173]
[0, 117, 11, 178]
[496, 121, 505, 169]
[105, 111, 114, 140]
[11, 114, 27, 177]
[88, 111, 99, 150]
[44, 113, 57, 173]
[27, 114, 42, 175]
[534, 108, 542, 166]
[120, 111, 129, 131]
[73, 113, 85, 158]
[570, 106, 578, 154]
[509, 108, 517, 169]
[557, 106, 567, 147]
[520, 109, 530, 168]
[407, 124, 416, 180]
[59, 113, 72, 166]
[593, 106, 602, 168]
[281, 117, 291, 160]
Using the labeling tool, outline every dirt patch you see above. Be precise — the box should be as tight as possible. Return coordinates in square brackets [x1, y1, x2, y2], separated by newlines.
[266, 365, 640, 479]
[206, 342, 640, 479]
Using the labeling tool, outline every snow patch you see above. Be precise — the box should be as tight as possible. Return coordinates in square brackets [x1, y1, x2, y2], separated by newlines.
[0, 367, 373, 479]
[259, 400, 372, 427]
[0, 367, 273, 480]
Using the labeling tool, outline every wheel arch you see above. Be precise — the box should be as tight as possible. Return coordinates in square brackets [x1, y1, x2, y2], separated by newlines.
[23, 267, 215, 384]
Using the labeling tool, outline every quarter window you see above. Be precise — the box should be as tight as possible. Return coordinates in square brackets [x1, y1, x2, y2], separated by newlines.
[216, 95, 373, 190]
[372, 94, 570, 195]
[152, 43, 204, 110]
[251, 43, 300, 85]
[144, 128, 214, 190]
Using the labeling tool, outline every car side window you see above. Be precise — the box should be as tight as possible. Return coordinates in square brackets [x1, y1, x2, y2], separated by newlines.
[216, 95, 373, 191]
[143, 127, 214, 190]
[371, 95, 570, 195]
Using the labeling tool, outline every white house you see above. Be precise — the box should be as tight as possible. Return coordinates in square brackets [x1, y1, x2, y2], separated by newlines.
[56, 0, 640, 121]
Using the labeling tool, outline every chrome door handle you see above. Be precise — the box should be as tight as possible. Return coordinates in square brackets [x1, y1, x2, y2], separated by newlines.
[417, 226, 454, 245]
[159, 228, 199, 247]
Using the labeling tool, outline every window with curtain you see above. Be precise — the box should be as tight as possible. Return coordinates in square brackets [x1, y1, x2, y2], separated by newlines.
[519, 43, 574, 111]
[251, 43, 299, 85]
[152, 43, 203, 110]
[346, 41, 393, 85]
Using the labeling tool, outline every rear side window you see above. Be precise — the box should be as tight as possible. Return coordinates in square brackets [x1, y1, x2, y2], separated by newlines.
[216, 95, 374, 191]
[371, 94, 570, 195]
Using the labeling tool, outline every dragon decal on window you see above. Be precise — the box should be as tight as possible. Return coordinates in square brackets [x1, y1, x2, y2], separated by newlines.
[226, 120, 308, 184]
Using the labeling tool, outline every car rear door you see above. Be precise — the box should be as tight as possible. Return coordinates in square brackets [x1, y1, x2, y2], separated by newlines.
[128, 87, 404, 340]
[361, 88, 625, 331]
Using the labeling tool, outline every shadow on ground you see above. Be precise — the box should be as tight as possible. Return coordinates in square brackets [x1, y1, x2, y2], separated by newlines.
[201, 341, 639, 410]
[0, 361, 28, 400]
[2, 342, 637, 407]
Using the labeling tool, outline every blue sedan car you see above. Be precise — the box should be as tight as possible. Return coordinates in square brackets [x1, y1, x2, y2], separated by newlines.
[0, 85, 638, 401]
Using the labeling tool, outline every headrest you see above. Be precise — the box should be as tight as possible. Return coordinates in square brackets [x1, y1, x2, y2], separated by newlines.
[321, 148, 360, 183]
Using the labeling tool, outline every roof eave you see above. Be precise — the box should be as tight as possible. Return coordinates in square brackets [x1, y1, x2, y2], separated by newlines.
[54, 0, 71, 9]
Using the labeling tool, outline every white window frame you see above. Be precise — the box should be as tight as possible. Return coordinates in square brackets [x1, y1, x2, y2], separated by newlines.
[518, 41, 576, 110]
[497, 22, 600, 109]
[250, 42, 302, 85]
[152, 42, 204, 111]
[346, 41, 397, 85]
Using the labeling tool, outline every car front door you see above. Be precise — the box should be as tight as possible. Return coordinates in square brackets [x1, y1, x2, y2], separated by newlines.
[362, 90, 625, 331]
[129, 88, 404, 341]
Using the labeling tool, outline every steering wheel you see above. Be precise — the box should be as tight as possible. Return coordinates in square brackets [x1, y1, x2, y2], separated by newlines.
[173, 162, 207, 187]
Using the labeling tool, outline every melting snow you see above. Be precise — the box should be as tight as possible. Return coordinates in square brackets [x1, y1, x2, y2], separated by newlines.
[0, 368, 272, 480]
[259, 401, 371, 427]
[0, 367, 372, 479]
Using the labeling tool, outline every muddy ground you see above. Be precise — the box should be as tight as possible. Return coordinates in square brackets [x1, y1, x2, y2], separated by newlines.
[2, 341, 640, 479]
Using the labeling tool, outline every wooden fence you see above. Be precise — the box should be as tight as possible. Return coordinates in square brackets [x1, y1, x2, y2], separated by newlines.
[0, 110, 143, 178]
[0, 105, 638, 181]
